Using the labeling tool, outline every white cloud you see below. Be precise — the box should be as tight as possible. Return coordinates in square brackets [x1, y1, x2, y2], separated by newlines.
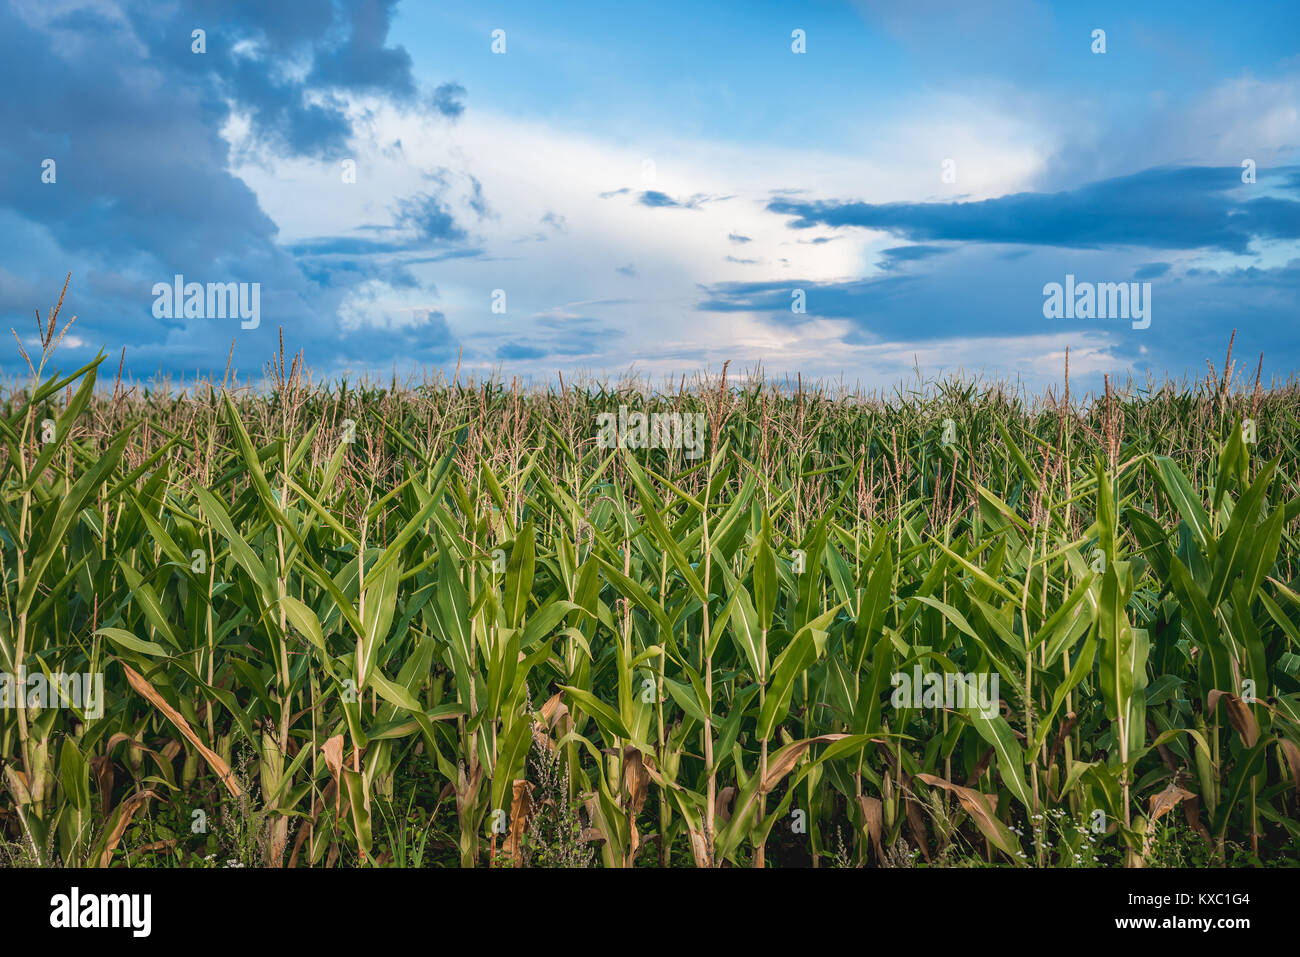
[222, 90, 1105, 385]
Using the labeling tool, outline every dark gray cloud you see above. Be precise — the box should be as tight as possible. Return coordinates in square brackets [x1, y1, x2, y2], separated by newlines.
[637, 190, 734, 210]
[430, 82, 466, 118]
[698, 241, 1300, 390]
[494, 327, 608, 361]
[0, 0, 468, 378]
[768, 166, 1300, 254]
[393, 193, 468, 244]
[306, 0, 415, 95]
[640, 191, 692, 209]
[1134, 262, 1172, 279]
[877, 245, 951, 269]
[341, 310, 457, 366]
[466, 176, 492, 220]
[497, 341, 547, 360]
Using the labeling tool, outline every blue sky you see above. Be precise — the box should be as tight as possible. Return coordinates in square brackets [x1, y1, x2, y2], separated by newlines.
[1, 0, 1297, 392]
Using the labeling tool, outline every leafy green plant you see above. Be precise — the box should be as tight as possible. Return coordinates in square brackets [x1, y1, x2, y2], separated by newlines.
[2, 284, 1298, 868]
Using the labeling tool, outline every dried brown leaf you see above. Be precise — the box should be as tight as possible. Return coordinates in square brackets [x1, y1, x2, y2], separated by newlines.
[915, 773, 1018, 858]
[120, 660, 241, 797]
[857, 795, 884, 862]
[1208, 690, 1258, 747]
[97, 789, 159, 867]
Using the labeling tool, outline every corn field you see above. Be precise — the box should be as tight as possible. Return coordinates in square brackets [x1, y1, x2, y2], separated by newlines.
[3, 296, 1300, 869]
